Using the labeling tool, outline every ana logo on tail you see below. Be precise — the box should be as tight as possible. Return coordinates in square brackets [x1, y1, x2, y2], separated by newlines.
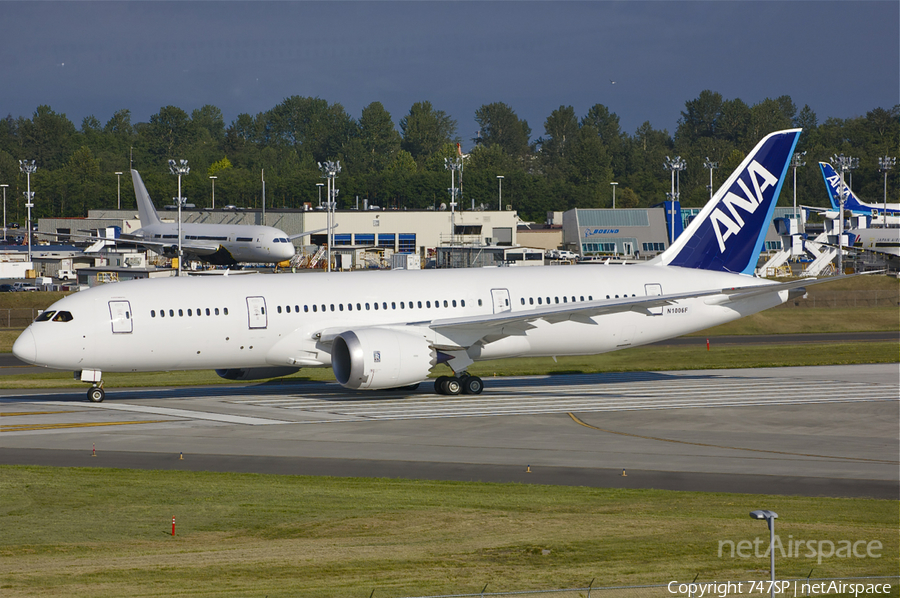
[710, 160, 778, 252]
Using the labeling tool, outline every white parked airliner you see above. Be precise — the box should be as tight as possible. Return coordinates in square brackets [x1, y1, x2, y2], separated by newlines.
[15, 129, 842, 402]
[115, 170, 300, 266]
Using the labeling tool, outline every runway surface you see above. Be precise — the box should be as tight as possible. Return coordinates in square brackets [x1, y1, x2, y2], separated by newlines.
[1, 363, 897, 498]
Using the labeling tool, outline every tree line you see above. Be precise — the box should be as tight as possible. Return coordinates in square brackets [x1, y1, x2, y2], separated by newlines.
[0, 92, 897, 225]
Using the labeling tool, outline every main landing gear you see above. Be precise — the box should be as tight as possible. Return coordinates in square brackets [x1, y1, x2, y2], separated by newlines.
[434, 374, 484, 396]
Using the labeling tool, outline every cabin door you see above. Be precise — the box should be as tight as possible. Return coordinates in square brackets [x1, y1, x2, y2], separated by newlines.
[490, 288, 511, 314]
[246, 296, 268, 329]
[108, 300, 133, 333]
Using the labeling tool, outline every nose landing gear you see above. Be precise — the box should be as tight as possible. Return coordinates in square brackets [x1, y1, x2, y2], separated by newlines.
[77, 370, 105, 402]
[87, 385, 105, 403]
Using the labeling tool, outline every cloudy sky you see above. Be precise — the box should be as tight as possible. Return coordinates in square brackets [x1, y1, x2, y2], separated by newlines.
[3, 1, 897, 148]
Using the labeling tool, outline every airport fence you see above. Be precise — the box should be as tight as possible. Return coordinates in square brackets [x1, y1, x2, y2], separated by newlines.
[393, 577, 899, 598]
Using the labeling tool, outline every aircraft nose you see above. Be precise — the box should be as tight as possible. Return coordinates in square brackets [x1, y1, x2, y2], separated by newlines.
[12, 328, 36, 364]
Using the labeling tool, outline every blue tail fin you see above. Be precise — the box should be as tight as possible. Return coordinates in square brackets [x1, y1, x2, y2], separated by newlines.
[819, 161, 869, 214]
[657, 128, 800, 275]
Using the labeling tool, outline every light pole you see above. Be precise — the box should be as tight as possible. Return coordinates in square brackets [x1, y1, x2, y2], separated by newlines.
[444, 158, 461, 244]
[664, 156, 686, 244]
[790, 152, 806, 233]
[0, 184, 7, 243]
[115, 171, 123, 210]
[316, 183, 324, 208]
[830, 154, 856, 275]
[750, 510, 778, 598]
[610, 182, 618, 209]
[19, 160, 37, 265]
[878, 156, 896, 228]
[703, 157, 718, 201]
[497, 175, 504, 211]
[209, 176, 217, 209]
[168, 159, 190, 276]
[318, 161, 341, 272]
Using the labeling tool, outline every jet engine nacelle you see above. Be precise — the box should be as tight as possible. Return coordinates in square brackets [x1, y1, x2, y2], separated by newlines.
[215, 366, 300, 381]
[332, 328, 435, 390]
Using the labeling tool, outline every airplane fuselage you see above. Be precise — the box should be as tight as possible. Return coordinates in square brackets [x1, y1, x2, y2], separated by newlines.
[134, 221, 296, 265]
[14, 265, 783, 376]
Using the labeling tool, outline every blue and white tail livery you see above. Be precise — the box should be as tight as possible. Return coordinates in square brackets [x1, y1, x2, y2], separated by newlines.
[819, 161, 900, 217]
[656, 129, 801, 275]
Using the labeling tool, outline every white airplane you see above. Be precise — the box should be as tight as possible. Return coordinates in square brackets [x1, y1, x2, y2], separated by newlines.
[106, 170, 300, 266]
[16, 129, 851, 402]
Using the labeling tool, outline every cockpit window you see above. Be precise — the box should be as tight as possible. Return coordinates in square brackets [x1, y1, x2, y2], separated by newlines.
[35, 310, 73, 322]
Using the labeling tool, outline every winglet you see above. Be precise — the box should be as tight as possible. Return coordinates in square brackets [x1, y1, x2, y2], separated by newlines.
[132, 170, 161, 228]
[656, 128, 801, 275]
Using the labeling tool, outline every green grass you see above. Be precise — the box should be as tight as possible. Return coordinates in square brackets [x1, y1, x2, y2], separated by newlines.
[0, 467, 896, 598]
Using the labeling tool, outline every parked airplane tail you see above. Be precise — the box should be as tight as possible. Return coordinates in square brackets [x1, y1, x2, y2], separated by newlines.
[132, 169, 162, 228]
[655, 128, 801, 275]
[819, 161, 865, 213]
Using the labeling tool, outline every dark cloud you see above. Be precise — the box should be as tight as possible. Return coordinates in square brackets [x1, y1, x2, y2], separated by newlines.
[2, 1, 896, 146]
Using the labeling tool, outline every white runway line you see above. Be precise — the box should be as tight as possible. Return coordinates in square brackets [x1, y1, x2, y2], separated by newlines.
[39, 400, 291, 425]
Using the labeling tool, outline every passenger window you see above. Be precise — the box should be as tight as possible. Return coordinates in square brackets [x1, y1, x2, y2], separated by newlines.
[206, 308, 211, 316]
[374, 303, 379, 310]
[215, 308, 219, 315]
[356, 303, 361, 311]
[294, 305, 299, 313]
[150, 310, 156, 318]
[286, 306, 291, 313]
[321, 305, 325, 312]
[589, 296, 593, 301]
[461, 300, 466, 307]
[417, 301, 422, 308]
[347, 304, 352, 311]
[339, 304, 344, 311]
[366, 303, 370, 310]
[452, 300, 457, 307]
[277, 306, 282, 314]
[538, 297, 542, 305]
[179, 309, 184, 316]
[330, 304, 335, 312]
[391, 302, 396, 309]
[400, 302, 405, 309]
[187, 309, 192, 316]
[580, 296, 585, 302]
[312, 305, 317, 312]
[529, 298, 534, 305]
[478, 299, 483, 306]
[563, 297, 567, 303]
[305, 305, 309, 313]
[443, 300, 448, 307]
[426, 301, 431, 308]
[382, 302, 387, 310]
[169, 309, 174, 317]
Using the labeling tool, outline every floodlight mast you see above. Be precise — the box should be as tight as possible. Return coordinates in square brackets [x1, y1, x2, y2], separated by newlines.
[444, 158, 461, 244]
[318, 161, 341, 272]
[878, 156, 896, 228]
[209, 176, 217, 209]
[19, 160, 37, 265]
[497, 175, 504, 211]
[0, 184, 8, 244]
[830, 154, 856, 275]
[790, 152, 806, 233]
[703, 157, 718, 201]
[663, 156, 686, 244]
[168, 159, 190, 276]
[610, 181, 618, 209]
[115, 171, 124, 210]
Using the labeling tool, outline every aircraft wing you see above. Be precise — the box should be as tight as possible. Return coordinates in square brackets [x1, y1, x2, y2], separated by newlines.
[424, 275, 861, 348]
[61, 231, 221, 256]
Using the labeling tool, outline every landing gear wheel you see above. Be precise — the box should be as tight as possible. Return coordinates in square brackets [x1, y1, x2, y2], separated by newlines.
[443, 377, 461, 395]
[87, 386, 105, 403]
[461, 375, 484, 395]
[434, 376, 450, 395]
